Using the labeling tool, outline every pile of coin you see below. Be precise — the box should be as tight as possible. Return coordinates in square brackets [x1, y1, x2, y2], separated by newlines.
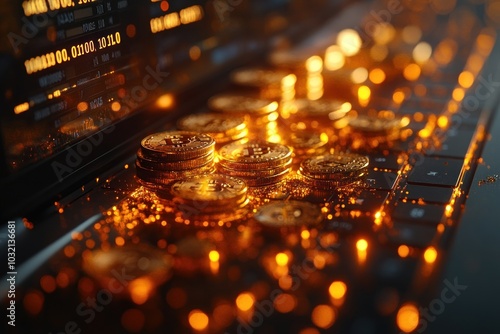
[285, 130, 329, 164]
[346, 112, 410, 149]
[177, 113, 248, 147]
[208, 93, 280, 142]
[217, 140, 293, 187]
[170, 174, 250, 224]
[136, 131, 216, 188]
[230, 67, 290, 99]
[298, 153, 369, 189]
[280, 98, 351, 135]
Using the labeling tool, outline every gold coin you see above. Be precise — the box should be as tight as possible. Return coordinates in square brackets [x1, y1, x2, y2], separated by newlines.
[284, 99, 350, 121]
[137, 149, 214, 171]
[141, 131, 215, 160]
[177, 113, 246, 137]
[348, 114, 406, 136]
[208, 94, 278, 115]
[183, 199, 251, 223]
[243, 167, 291, 187]
[231, 67, 289, 87]
[135, 161, 215, 184]
[218, 140, 292, 169]
[218, 158, 292, 178]
[83, 244, 172, 286]
[171, 174, 248, 205]
[297, 169, 366, 189]
[253, 200, 323, 228]
[299, 153, 369, 180]
[287, 131, 329, 151]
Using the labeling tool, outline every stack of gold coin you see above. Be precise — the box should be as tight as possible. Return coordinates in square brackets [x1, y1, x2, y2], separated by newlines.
[285, 130, 329, 164]
[136, 131, 216, 187]
[171, 174, 250, 223]
[280, 98, 351, 134]
[298, 153, 369, 189]
[177, 113, 248, 147]
[217, 140, 293, 187]
[230, 67, 290, 99]
[208, 93, 280, 142]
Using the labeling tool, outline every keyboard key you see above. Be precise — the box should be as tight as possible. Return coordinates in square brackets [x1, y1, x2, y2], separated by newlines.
[365, 171, 399, 190]
[427, 128, 475, 159]
[407, 157, 463, 187]
[368, 154, 403, 171]
[324, 216, 373, 234]
[386, 221, 437, 248]
[392, 202, 445, 225]
[337, 190, 389, 213]
[401, 184, 453, 204]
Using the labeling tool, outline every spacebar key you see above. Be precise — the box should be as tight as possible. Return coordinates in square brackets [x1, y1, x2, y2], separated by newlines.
[408, 157, 464, 187]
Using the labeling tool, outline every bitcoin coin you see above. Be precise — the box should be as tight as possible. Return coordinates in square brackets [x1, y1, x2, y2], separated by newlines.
[218, 158, 292, 178]
[253, 200, 323, 228]
[137, 149, 214, 171]
[231, 67, 289, 87]
[218, 140, 292, 169]
[208, 94, 278, 115]
[177, 113, 247, 137]
[171, 174, 248, 206]
[288, 98, 350, 121]
[299, 153, 369, 180]
[135, 161, 215, 185]
[348, 114, 406, 136]
[140, 131, 215, 160]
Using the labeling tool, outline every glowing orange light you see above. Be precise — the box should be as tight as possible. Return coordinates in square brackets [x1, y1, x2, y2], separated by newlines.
[423, 246, 438, 263]
[156, 94, 175, 109]
[160, 0, 169, 11]
[126, 24, 136, 38]
[188, 309, 209, 331]
[111, 101, 121, 112]
[23, 290, 44, 316]
[437, 115, 448, 128]
[452, 87, 465, 101]
[374, 211, 383, 225]
[77, 101, 88, 112]
[301, 230, 310, 239]
[398, 245, 410, 258]
[393, 90, 406, 104]
[356, 239, 368, 251]
[14, 102, 30, 114]
[236, 292, 255, 311]
[275, 252, 289, 266]
[306, 55, 323, 73]
[40, 275, 57, 293]
[115, 236, 125, 246]
[328, 281, 347, 299]
[129, 278, 154, 305]
[458, 71, 474, 88]
[351, 67, 368, 84]
[358, 85, 371, 106]
[369, 68, 386, 84]
[397, 303, 420, 333]
[413, 42, 432, 63]
[189, 46, 201, 61]
[311, 305, 336, 329]
[403, 63, 421, 81]
[324, 45, 345, 70]
[274, 293, 297, 313]
[337, 29, 362, 56]
[209, 250, 220, 262]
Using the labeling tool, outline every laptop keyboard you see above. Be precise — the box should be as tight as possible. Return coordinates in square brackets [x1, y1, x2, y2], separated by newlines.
[7, 4, 498, 334]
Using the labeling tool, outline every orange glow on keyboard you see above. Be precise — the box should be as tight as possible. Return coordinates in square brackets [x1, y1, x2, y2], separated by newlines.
[398, 245, 410, 258]
[14, 102, 30, 114]
[396, 303, 420, 333]
[423, 246, 438, 263]
[329, 281, 347, 299]
[188, 309, 209, 331]
[236, 292, 255, 311]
